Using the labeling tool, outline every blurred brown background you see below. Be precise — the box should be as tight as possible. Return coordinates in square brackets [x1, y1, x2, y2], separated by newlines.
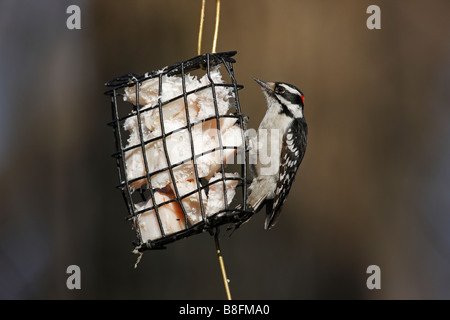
[1, 0, 450, 299]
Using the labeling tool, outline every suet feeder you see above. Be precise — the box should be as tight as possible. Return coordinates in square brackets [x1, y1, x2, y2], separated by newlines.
[105, 51, 252, 251]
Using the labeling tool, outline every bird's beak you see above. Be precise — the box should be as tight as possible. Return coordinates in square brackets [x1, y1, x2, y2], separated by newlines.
[254, 78, 275, 93]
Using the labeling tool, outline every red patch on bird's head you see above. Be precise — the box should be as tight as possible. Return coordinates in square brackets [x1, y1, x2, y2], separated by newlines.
[300, 95, 305, 105]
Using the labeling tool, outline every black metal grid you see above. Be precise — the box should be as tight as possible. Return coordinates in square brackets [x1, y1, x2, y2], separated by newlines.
[105, 51, 252, 251]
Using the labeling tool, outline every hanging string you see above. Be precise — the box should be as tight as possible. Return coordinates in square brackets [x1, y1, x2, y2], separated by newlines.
[211, 0, 221, 53]
[215, 227, 232, 300]
[197, 0, 206, 55]
[197, 0, 221, 55]
[197, 1, 230, 299]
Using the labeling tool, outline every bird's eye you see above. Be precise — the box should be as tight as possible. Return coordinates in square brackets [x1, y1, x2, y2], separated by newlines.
[275, 86, 285, 94]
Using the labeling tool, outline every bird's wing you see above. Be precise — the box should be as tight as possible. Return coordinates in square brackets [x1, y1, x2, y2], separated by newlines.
[265, 123, 307, 229]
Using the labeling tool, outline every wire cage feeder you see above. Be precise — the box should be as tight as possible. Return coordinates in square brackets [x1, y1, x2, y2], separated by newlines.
[105, 51, 252, 252]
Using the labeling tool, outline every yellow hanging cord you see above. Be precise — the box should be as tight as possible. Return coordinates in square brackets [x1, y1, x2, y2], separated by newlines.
[215, 228, 232, 300]
[197, 0, 206, 56]
[197, 0, 228, 299]
[211, 0, 221, 53]
[197, 0, 221, 55]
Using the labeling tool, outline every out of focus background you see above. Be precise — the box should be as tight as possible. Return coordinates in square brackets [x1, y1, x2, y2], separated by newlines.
[1, 0, 450, 299]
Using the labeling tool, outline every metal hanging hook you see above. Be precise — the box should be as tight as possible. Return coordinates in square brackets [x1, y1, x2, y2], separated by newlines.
[197, 0, 221, 55]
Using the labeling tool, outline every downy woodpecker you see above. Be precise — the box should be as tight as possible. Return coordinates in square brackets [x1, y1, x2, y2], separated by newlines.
[247, 79, 307, 229]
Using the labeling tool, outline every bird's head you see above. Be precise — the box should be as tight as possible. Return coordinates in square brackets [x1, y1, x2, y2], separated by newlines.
[254, 78, 304, 119]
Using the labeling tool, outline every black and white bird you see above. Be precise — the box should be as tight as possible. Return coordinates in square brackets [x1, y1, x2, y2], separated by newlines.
[246, 79, 308, 229]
